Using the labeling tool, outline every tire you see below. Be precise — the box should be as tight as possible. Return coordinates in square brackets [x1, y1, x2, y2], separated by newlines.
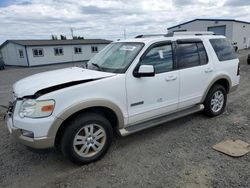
[203, 84, 227, 117]
[60, 112, 113, 165]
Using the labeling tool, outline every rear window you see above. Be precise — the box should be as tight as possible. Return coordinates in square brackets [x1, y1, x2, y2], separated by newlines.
[210, 39, 237, 61]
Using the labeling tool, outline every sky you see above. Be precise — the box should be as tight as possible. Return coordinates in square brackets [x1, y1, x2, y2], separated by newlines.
[0, 0, 250, 44]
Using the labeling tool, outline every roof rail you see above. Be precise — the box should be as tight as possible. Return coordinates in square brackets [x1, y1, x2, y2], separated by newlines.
[135, 34, 166, 38]
[173, 31, 214, 36]
[135, 31, 214, 39]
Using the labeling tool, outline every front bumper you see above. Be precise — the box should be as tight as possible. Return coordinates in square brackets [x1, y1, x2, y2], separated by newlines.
[4, 113, 54, 149]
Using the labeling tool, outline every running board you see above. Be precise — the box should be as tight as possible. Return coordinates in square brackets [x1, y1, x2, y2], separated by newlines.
[119, 104, 204, 136]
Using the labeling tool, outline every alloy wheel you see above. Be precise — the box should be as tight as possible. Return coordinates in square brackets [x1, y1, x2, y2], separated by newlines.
[210, 90, 224, 113]
[73, 124, 106, 158]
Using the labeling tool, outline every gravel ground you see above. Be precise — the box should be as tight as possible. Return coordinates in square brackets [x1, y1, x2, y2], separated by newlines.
[0, 51, 250, 188]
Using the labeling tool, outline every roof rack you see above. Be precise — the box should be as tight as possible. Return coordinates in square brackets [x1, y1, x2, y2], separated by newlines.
[172, 31, 214, 36]
[135, 31, 215, 39]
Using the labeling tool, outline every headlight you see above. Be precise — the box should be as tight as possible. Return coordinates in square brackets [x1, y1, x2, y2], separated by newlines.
[19, 99, 55, 118]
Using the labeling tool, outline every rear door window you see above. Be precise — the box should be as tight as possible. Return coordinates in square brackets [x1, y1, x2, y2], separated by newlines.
[176, 42, 208, 69]
[210, 39, 237, 61]
[197, 43, 208, 65]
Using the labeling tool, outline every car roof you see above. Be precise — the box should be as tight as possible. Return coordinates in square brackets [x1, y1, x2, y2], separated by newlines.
[115, 35, 226, 45]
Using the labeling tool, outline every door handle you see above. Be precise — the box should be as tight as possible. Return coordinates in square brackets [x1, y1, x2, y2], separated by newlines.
[165, 75, 177, 81]
[204, 67, 214, 73]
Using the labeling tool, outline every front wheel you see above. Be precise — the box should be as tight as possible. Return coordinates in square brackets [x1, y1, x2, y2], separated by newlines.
[203, 84, 227, 117]
[60, 113, 113, 165]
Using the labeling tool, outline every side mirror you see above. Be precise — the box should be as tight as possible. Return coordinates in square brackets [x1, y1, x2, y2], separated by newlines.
[133, 65, 155, 78]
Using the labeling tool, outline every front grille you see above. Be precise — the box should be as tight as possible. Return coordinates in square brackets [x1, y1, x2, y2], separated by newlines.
[7, 101, 16, 116]
[8, 102, 14, 113]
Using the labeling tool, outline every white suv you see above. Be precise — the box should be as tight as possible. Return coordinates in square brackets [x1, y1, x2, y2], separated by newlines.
[5, 32, 240, 164]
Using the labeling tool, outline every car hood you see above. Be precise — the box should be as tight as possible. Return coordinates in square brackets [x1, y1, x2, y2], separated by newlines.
[13, 67, 116, 98]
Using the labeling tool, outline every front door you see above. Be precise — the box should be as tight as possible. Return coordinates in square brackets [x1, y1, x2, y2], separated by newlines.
[126, 42, 179, 125]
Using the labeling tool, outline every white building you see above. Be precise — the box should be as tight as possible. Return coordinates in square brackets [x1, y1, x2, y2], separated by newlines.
[168, 19, 250, 50]
[0, 39, 112, 67]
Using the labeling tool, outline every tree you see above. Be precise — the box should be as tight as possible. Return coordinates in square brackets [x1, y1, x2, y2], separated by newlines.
[51, 35, 58, 40]
[60, 35, 67, 40]
[73, 36, 84, 40]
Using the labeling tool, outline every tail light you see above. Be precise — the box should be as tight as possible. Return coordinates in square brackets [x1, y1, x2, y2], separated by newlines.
[237, 63, 240, 76]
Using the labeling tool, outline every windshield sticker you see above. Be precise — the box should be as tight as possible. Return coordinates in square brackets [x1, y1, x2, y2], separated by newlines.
[158, 50, 164, 59]
[120, 46, 137, 51]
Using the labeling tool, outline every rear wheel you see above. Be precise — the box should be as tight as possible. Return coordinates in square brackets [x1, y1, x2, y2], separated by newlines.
[203, 84, 227, 117]
[60, 113, 113, 165]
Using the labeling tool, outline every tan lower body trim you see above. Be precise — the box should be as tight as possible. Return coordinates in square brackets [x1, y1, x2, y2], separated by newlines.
[230, 85, 239, 93]
[12, 129, 54, 149]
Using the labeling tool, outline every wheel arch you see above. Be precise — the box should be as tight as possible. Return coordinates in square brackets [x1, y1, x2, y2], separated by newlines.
[47, 99, 125, 147]
[201, 75, 232, 103]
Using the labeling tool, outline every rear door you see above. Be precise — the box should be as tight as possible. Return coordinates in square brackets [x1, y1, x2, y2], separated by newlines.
[176, 39, 215, 108]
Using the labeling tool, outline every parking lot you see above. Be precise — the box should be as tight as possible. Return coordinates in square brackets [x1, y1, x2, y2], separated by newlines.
[0, 50, 250, 188]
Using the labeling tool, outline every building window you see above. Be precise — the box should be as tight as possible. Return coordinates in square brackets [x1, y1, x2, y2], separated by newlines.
[33, 48, 44, 57]
[74, 47, 82, 54]
[54, 48, 63, 56]
[91, 46, 98, 53]
[19, 49, 24, 58]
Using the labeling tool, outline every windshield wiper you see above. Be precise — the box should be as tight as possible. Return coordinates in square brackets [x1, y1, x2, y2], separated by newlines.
[91, 63, 103, 71]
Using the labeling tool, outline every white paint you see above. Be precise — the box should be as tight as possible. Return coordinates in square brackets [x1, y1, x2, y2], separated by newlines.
[13, 67, 116, 97]
[26, 44, 107, 66]
[232, 22, 250, 50]
[1, 43, 28, 66]
[168, 20, 250, 50]
[8, 35, 240, 139]
[178, 38, 216, 108]
[1, 42, 108, 66]
[126, 69, 179, 124]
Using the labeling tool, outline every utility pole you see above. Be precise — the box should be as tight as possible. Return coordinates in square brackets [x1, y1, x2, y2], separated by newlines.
[70, 28, 74, 39]
[124, 28, 126, 39]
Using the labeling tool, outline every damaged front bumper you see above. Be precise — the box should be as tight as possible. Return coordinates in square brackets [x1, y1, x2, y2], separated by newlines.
[3, 102, 55, 149]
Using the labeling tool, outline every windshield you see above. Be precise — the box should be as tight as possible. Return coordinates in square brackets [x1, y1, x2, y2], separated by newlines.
[87, 42, 144, 73]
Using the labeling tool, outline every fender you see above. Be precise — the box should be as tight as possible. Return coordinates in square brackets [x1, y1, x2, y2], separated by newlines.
[201, 75, 232, 103]
[47, 99, 125, 138]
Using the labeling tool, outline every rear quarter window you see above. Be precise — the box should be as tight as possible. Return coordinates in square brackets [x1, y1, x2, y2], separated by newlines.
[210, 39, 237, 61]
